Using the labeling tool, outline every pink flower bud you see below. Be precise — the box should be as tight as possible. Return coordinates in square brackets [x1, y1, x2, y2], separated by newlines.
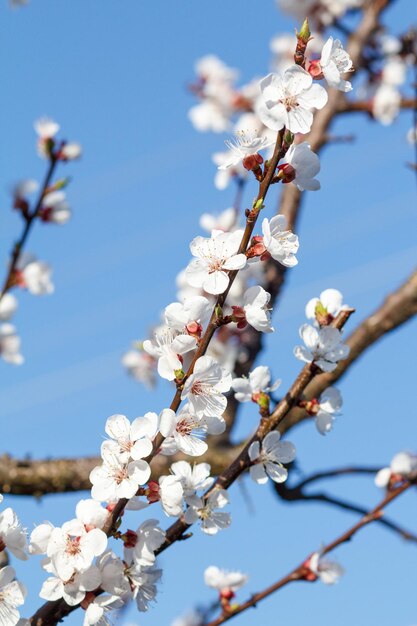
[300, 397, 320, 416]
[39, 207, 53, 222]
[301, 556, 319, 581]
[231, 306, 247, 329]
[242, 153, 263, 171]
[277, 163, 296, 184]
[246, 236, 267, 259]
[220, 588, 235, 601]
[147, 480, 160, 503]
[186, 321, 203, 338]
[308, 59, 324, 80]
[122, 529, 138, 548]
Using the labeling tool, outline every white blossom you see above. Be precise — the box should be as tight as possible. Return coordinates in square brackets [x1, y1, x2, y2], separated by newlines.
[159, 406, 209, 457]
[188, 56, 237, 134]
[158, 475, 184, 517]
[218, 130, 275, 169]
[0, 294, 18, 322]
[46, 519, 107, 581]
[34, 117, 60, 139]
[12, 179, 39, 200]
[407, 124, 417, 144]
[231, 365, 281, 403]
[248, 432, 295, 484]
[195, 55, 238, 85]
[0, 324, 24, 365]
[143, 328, 196, 381]
[308, 552, 344, 584]
[83, 595, 123, 626]
[126, 563, 162, 612]
[17, 254, 54, 295]
[29, 522, 54, 555]
[305, 288, 348, 325]
[184, 489, 231, 534]
[0, 508, 28, 560]
[199, 208, 239, 234]
[170, 461, 214, 496]
[189, 101, 231, 134]
[212, 152, 247, 190]
[181, 355, 232, 418]
[242, 286, 274, 332]
[75, 500, 110, 531]
[0, 566, 26, 625]
[382, 56, 407, 87]
[41, 191, 71, 224]
[279, 142, 320, 191]
[124, 519, 165, 568]
[314, 387, 343, 435]
[90, 446, 151, 502]
[186, 230, 246, 295]
[40, 563, 101, 606]
[165, 296, 211, 333]
[103, 413, 153, 463]
[294, 324, 349, 372]
[319, 37, 353, 92]
[372, 84, 401, 125]
[204, 565, 248, 591]
[97, 551, 130, 597]
[257, 65, 328, 134]
[375, 452, 417, 488]
[122, 347, 156, 389]
[60, 142, 82, 161]
[261, 215, 299, 267]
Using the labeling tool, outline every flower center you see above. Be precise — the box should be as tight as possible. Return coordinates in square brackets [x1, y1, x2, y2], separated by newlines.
[207, 257, 225, 273]
[176, 418, 199, 436]
[198, 505, 211, 520]
[112, 466, 129, 484]
[191, 380, 209, 396]
[66, 536, 81, 556]
[119, 438, 132, 453]
[279, 95, 298, 112]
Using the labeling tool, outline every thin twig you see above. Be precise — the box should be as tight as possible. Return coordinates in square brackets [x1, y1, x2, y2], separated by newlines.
[0, 157, 57, 303]
[203, 479, 416, 626]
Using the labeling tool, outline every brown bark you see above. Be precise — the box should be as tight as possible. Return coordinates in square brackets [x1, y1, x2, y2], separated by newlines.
[3, 268, 417, 496]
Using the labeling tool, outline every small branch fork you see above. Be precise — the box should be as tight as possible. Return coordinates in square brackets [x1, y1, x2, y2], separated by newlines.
[202, 478, 417, 626]
[29, 128, 290, 626]
[0, 157, 58, 303]
[274, 466, 417, 543]
[154, 310, 354, 555]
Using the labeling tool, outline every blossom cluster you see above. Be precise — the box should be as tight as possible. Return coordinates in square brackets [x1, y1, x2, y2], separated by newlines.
[187, 11, 415, 193]
[0, 13, 389, 626]
[0, 117, 81, 366]
[123, 211, 299, 387]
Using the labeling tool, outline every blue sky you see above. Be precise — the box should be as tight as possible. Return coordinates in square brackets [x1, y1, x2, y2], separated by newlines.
[1, 1, 416, 624]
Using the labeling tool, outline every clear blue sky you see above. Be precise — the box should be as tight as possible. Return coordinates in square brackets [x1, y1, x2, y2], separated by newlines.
[1, 1, 416, 624]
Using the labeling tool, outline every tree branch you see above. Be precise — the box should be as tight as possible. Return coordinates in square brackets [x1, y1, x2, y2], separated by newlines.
[4, 264, 417, 495]
[202, 478, 416, 626]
